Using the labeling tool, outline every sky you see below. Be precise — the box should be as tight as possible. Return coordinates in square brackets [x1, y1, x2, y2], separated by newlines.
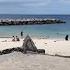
[0, 0, 70, 14]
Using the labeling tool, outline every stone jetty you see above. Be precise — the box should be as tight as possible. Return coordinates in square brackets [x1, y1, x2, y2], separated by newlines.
[0, 18, 65, 25]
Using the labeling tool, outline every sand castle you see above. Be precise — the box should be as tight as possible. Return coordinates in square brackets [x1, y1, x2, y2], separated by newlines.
[0, 35, 45, 55]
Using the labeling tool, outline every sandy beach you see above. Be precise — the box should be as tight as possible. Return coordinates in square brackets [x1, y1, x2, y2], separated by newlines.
[0, 38, 70, 56]
[0, 38, 69, 70]
[0, 52, 70, 70]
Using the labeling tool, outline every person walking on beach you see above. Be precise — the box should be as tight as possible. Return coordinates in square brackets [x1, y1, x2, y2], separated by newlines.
[21, 31, 23, 37]
[65, 35, 69, 41]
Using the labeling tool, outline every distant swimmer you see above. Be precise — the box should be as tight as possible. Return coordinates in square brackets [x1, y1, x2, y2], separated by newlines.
[21, 31, 23, 38]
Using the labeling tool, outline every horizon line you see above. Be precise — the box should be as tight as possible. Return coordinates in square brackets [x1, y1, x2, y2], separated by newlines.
[0, 14, 70, 15]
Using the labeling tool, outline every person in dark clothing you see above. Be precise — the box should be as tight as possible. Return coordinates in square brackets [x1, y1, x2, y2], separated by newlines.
[12, 36, 15, 41]
[16, 36, 20, 41]
[65, 35, 69, 41]
[21, 31, 23, 38]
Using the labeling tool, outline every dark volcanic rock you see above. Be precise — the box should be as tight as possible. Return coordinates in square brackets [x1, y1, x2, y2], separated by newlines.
[0, 19, 65, 25]
[37, 49, 45, 54]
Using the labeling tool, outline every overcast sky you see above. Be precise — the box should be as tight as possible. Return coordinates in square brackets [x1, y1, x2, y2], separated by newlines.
[0, 0, 70, 14]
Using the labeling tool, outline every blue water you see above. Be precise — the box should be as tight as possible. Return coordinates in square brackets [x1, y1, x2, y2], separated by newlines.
[0, 14, 70, 39]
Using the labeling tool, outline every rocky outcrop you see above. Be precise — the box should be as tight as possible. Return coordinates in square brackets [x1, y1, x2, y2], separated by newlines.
[0, 18, 65, 25]
[0, 47, 24, 55]
[37, 49, 45, 54]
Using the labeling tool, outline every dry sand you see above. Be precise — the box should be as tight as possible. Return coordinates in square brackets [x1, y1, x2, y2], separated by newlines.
[0, 52, 70, 70]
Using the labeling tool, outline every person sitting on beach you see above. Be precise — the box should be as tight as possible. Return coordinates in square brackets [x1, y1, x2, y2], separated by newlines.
[16, 36, 20, 41]
[65, 35, 69, 41]
[12, 36, 15, 41]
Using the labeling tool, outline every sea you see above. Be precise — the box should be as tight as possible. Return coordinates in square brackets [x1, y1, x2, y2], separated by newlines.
[0, 14, 70, 39]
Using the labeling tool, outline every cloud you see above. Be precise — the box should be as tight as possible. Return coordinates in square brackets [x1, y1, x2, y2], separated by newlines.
[60, 0, 70, 4]
[0, 0, 69, 14]
[0, 0, 51, 9]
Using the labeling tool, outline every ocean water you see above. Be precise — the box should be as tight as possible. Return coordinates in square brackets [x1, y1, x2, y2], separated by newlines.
[0, 14, 70, 39]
